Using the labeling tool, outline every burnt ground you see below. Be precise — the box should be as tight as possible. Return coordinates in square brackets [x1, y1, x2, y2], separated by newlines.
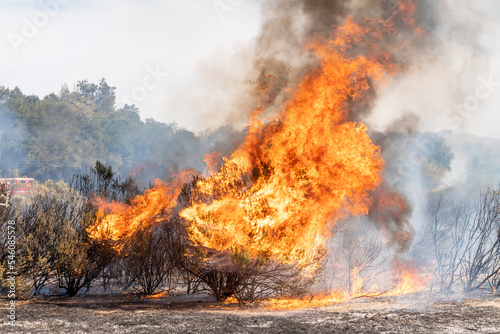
[1, 294, 500, 333]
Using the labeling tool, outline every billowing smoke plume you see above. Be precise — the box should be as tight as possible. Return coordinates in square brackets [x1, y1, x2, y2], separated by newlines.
[248, 0, 434, 253]
[173, 0, 500, 258]
[78, 0, 500, 299]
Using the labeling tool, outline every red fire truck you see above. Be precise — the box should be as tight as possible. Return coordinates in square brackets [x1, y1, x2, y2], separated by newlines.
[0, 178, 36, 197]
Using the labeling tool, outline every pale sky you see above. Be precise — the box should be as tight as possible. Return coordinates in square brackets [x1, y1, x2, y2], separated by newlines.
[2, 0, 500, 138]
[368, 0, 500, 140]
[0, 0, 262, 132]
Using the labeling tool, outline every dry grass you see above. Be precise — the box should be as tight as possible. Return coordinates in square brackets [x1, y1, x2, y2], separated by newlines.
[2, 294, 499, 333]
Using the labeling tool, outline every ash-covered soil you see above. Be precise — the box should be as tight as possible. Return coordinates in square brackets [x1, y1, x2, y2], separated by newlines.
[2, 294, 500, 333]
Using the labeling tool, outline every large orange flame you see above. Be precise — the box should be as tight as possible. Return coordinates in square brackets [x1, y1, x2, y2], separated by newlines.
[180, 18, 392, 269]
[87, 1, 429, 307]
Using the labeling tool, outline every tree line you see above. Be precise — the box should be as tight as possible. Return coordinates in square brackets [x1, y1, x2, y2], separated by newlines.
[0, 79, 244, 184]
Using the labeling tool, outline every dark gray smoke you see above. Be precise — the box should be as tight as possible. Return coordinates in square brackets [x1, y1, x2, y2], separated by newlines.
[180, 0, 442, 252]
[250, 0, 436, 119]
[130, 0, 500, 259]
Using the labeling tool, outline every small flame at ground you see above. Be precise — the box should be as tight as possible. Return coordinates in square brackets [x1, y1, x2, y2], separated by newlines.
[145, 291, 169, 299]
[263, 291, 346, 310]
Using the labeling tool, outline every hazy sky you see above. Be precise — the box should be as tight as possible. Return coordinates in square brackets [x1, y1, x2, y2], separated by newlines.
[0, 0, 262, 132]
[368, 0, 500, 140]
[2, 0, 500, 139]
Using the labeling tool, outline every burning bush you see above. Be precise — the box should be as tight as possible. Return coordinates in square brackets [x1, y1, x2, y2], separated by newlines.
[86, 13, 415, 303]
[161, 19, 394, 301]
[163, 177, 326, 302]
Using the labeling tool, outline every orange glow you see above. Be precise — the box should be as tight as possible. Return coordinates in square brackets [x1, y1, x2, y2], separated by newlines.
[145, 291, 168, 299]
[223, 297, 239, 304]
[87, 171, 194, 244]
[350, 267, 382, 298]
[387, 259, 430, 295]
[398, 0, 423, 34]
[87, 0, 428, 306]
[352, 267, 364, 296]
[264, 263, 429, 310]
[180, 18, 392, 270]
[203, 151, 222, 176]
[263, 291, 346, 310]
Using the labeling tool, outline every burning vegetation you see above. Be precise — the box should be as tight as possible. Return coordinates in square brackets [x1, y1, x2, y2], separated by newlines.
[1, 1, 499, 319]
[80, 1, 444, 306]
